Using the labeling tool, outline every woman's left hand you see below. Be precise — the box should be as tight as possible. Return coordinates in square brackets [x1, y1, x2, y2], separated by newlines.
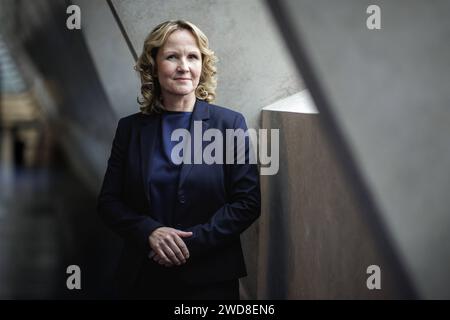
[153, 253, 175, 267]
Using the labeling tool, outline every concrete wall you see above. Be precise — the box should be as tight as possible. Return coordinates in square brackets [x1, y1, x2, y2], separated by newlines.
[273, 0, 450, 298]
[258, 107, 404, 299]
[72, 0, 140, 119]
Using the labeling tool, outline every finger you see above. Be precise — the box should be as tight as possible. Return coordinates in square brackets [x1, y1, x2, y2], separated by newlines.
[156, 255, 172, 266]
[167, 234, 187, 263]
[157, 253, 178, 267]
[161, 260, 172, 267]
[165, 238, 185, 265]
[175, 230, 193, 238]
[160, 257, 173, 267]
[173, 235, 190, 260]
[161, 241, 181, 265]
[154, 252, 177, 267]
[155, 247, 172, 265]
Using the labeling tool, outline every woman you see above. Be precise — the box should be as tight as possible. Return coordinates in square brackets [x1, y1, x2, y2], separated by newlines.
[97, 20, 260, 300]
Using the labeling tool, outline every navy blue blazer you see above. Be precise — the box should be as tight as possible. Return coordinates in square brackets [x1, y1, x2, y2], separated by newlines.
[97, 98, 261, 291]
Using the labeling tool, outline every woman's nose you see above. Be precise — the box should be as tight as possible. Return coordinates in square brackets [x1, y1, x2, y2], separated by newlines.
[177, 59, 189, 71]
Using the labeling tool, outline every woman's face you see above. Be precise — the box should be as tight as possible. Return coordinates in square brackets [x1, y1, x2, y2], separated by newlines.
[156, 29, 202, 101]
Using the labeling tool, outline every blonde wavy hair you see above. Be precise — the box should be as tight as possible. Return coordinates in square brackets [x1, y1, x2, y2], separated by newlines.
[135, 20, 218, 114]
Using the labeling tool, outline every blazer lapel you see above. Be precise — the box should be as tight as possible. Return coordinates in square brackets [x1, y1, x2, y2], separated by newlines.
[178, 98, 210, 190]
[140, 113, 160, 206]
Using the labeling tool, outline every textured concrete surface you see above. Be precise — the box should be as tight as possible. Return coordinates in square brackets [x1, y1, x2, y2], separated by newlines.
[258, 110, 405, 298]
[276, 0, 450, 298]
[72, 0, 140, 119]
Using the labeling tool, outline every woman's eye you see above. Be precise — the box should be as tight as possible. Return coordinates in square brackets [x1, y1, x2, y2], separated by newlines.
[167, 55, 176, 60]
[189, 54, 199, 59]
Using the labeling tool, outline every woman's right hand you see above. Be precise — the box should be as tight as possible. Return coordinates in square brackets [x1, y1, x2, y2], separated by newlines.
[148, 227, 193, 267]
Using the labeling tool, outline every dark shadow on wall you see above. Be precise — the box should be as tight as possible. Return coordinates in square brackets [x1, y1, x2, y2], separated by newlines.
[0, 0, 125, 298]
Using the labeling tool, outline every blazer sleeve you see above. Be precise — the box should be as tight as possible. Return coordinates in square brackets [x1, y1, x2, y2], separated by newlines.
[183, 113, 261, 258]
[97, 118, 164, 252]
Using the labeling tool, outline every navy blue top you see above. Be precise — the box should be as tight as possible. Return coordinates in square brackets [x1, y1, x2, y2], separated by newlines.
[149, 110, 192, 227]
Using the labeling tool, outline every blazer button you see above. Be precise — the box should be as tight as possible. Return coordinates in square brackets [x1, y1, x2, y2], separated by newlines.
[178, 194, 186, 204]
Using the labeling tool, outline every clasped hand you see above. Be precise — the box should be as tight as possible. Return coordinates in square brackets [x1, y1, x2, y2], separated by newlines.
[148, 227, 193, 267]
